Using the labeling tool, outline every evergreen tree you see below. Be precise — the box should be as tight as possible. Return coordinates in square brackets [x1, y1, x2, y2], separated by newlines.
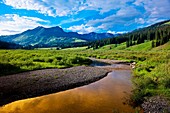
[147, 31, 151, 41]
[126, 40, 129, 47]
[152, 40, 155, 48]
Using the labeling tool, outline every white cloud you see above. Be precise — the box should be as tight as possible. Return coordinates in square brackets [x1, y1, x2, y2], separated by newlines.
[0, 14, 49, 35]
[116, 6, 139, 17]
[107, 30, 116, 34]
[135, 18, 145, 24]
[133, 0, 170, 21]
[1, 0, 170, 34]
[116, 31, 128, 34]
[2, 0, 135, 17]
[3, 0, 56, 16]
[85, 0, 134, 13]
[87, 6, 141, 30]
[107, 30, 128, 34]
[67, 24, 96, 34]
[85, 0, 170, 31]
[2, 0, 85, 17]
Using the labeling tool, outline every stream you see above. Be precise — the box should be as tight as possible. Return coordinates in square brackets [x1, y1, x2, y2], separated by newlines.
[0, 61, 141, 113]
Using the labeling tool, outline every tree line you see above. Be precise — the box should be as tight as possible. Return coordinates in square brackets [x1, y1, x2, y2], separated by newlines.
[126, 24, 170, 48]
[89, 20, 170, 49]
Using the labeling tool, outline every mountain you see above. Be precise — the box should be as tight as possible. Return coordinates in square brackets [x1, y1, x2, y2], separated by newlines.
[0, 26, 114, 48]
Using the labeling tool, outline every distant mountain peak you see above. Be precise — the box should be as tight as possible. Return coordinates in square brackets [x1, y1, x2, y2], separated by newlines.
[47, 26, 64, 32]
[0, 26, 114, 48]
[34, 26, 63, 31]
[35, 26, 44, 29]
[50, 26, 61, 29]
[89, 32, 96, 34]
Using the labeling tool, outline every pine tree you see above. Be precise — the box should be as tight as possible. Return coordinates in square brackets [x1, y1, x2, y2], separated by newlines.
[126, 40, 129, 47]
[152, 40, 155, 48]
[147, 31, 151, 41]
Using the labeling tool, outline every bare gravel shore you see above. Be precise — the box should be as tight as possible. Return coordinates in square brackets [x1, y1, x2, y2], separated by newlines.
[0, 66, 108, 106]
[142, 96, 170, 113]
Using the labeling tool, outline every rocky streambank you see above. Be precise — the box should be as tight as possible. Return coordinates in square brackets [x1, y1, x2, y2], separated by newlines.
[0, 66, 108, 106]
[142, 96, 170, 113]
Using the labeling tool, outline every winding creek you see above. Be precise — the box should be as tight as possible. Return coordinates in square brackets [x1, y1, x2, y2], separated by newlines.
[0, 60, 142, 113]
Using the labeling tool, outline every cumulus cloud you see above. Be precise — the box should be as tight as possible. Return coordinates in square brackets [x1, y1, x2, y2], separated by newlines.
[1, 0, 170, 34]
[2, 0, 134, 17]
[107, 30, 128, 34]
[0, 14, 49, 35]
[3, 0, 68, 16]
[2, 0, 88, 17]
[85, 0, 170, 32]
[107, 30, 116, 34]
[64, 5, 142, 33]
[85, 0, 134, 13]
[87, 6, 141, 30]
[67, 24, 96, 34]
[135, 18, 145, 24]
[133, 0, 170, 23]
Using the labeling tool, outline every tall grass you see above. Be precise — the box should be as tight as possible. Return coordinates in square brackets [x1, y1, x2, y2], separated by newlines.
[0, 49, 91, 76]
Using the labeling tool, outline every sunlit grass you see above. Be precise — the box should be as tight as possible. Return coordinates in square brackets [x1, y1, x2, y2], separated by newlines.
[126, 41, 152, 51]
[0, 49, 91, 76]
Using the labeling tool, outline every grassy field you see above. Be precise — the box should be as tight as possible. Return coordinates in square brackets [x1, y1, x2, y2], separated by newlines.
[0, 41, 170, 106]
[0, 49, 92, 76]
[126, 41, 152, 51]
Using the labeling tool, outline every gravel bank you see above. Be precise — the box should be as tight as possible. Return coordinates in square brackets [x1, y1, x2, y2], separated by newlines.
[142, 96, 170, 113]
[0, 66, 108, 106]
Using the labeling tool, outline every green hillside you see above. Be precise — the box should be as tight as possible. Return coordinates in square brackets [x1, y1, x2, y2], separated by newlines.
[152, 41, 170, 51]
[99, 40, 170, 51]
[100, 42, 126, 50]
[126, 41, 152, 51]
[164, 21, 170, 25]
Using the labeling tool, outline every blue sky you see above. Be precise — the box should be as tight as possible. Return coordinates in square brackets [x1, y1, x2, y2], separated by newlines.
[0, 0, 170, 35]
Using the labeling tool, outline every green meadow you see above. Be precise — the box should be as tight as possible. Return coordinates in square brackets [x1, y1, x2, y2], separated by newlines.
[0, 49, 92, 76]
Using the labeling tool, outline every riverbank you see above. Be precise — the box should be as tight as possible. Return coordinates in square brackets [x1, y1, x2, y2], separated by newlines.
[142, 96, 170, 113]
[89, 58, 131, 71]
[0, 66, 108, 106]
[91, 58, 170, 113]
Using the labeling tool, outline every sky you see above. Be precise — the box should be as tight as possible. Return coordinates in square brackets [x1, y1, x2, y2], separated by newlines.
[0, 0, 170, 36]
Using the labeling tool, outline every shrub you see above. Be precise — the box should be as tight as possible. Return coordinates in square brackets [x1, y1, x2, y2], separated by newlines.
[33, 58, 45, 62]
[0, 63, 21, 76]
[55, 56, 62, 60]
[44, 58, 53, 63]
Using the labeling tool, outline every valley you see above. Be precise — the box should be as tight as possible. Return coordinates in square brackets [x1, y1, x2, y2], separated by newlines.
[0, 20, 170, 112]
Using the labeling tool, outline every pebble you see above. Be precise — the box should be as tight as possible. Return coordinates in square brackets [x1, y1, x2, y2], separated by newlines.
[142, 96, 170, 113]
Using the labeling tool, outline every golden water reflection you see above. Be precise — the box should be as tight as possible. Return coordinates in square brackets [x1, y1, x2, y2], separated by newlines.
[0, 70, 138, 113]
